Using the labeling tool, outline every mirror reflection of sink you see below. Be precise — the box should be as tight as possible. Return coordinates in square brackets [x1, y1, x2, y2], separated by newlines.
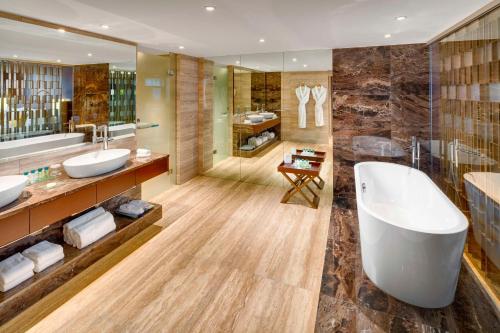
[0, 175, 28, 209]
[448, 142, 497, 166]
[63, 149, 131, 178]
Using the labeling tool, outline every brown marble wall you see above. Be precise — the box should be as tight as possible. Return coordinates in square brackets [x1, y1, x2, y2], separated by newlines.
[325, 43, 500, 332]
[265, 72, 281, 111]
[332, 44, 430, 199]
[73, 63, 109, 126]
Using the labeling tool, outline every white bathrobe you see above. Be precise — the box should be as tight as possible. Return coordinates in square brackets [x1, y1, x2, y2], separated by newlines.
[311, 85, 327, 127]
[295, 85, 310, 128]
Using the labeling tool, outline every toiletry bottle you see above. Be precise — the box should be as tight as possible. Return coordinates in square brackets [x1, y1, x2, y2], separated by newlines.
[30, 170, 37, 184]
[44, 166, 49, 180]
[37, 168, 43, 182]
[23, 171, 30, 184]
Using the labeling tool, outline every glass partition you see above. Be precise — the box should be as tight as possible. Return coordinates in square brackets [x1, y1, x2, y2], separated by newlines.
[203, 55, 242, 181]
[135, 53, 175, 198]
[430, 7, 500, 300]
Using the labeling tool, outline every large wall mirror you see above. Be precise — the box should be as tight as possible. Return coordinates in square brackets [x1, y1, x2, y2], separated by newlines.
[207, 50, 332, 186]
[0, 16, 136, 159]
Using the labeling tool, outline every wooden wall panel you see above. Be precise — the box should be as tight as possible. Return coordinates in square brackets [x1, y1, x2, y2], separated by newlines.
[175, 55, 199, 184]
[281, 71, 332, 143]
[73, 64, 109, 126]
[198, 59, 214, 172]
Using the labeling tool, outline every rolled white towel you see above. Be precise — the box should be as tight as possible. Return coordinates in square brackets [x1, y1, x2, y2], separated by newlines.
[0, 253, 35, 288]
[22, 241, 64, 273]
[64, 207, 106, 246]
[72, 212, 116, 249]
[1, 269, 33, 292]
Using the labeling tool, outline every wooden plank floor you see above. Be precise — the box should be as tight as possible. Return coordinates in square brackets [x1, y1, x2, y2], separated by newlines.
[10, 142, 333, 333]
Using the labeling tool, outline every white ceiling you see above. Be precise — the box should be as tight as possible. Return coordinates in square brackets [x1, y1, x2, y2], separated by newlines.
[0, 0, 493, 57]
[0, 18, 136, 69]
[210, 50, 333, 72]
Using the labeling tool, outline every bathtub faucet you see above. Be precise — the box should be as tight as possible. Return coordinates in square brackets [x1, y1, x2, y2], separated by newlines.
[411, 136, 420, 170]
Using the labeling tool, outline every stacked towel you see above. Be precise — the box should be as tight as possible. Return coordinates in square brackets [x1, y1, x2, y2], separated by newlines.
[0, 253, 34, 292]
[117, 200, 153, 218]
[22, 241, 64, 273]
[71, 212, 116, 249]
[64, 207, 105, 246]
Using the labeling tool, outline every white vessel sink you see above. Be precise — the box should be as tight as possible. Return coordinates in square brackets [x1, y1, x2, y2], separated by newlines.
[0, 175, 28, 209]
[63, 149, 131, 178]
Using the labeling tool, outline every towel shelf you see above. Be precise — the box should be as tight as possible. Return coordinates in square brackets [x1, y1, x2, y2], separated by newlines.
[0, 201, 162, 325]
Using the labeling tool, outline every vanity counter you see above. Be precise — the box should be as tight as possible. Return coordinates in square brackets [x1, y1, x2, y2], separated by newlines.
[0, 151, 168, 245]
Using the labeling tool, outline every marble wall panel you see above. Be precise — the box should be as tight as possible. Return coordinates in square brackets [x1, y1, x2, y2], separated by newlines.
[332, 46, 391, 96]
[332, 44, 431, 199]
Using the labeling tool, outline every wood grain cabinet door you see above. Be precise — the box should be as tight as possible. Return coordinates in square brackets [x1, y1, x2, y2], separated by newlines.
[0, 210, 29, 247]
[30, 185, 96, 232]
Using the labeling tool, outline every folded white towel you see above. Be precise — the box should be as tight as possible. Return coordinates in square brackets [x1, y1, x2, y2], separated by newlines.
[22, 241, 64, 273]
[119, 203, 144, 216]
[0, 253, 35, 286]
[0, 269, 33, 292]
[136, 148, 151, 158]
[64, 207, 106, 246]
[72, 212, 116, 249]
[129, 200, 154, 210]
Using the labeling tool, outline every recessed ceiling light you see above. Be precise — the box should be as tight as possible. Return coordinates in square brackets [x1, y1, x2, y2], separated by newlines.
[179, 45, 185, 50]
[101, 24, 109, 29]
[13, 54, 18, 58]
[303, 64, 308, 68]
[384, 34, 392, 38]
[395, 16, 407, 21]
[87, 53, 93, 57]
[259, 38, 265, 43]
[58, 28, 65, 33]
[292, 58, 297, 62]
[56, 59, 61, 63]
[204, 5, 216, 12]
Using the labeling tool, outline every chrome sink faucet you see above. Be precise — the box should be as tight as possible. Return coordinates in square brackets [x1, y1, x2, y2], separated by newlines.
[411, 136, 420, 170]
[97, 125, 112, 150]
[75, 123, 97, 144]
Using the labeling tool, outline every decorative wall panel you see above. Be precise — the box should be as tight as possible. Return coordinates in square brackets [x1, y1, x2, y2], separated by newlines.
[0, 60, 62, 140]
[109, 70, 136, 125]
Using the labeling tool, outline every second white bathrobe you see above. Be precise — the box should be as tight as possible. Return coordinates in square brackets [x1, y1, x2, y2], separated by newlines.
[295, 85, 311, 128]
[312, 85, 327, 127]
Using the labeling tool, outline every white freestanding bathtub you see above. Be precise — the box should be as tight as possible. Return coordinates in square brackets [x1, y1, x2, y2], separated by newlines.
[354, 162, 468, 308]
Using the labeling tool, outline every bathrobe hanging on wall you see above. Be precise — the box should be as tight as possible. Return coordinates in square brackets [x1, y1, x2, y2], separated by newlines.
[312, 85, 326, 127]
[295, 85, 310, 128]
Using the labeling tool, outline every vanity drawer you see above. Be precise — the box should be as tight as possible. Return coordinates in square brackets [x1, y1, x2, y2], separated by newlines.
[30, 185, 96, 232]
[0, 210, 29, 247]
[96, 171, 136, 202]
[135, 157, 169, 184]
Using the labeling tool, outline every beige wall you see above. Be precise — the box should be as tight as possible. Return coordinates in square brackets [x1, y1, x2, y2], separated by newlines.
[136, 52, 176, 199]
[281, 71, 332, 144]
